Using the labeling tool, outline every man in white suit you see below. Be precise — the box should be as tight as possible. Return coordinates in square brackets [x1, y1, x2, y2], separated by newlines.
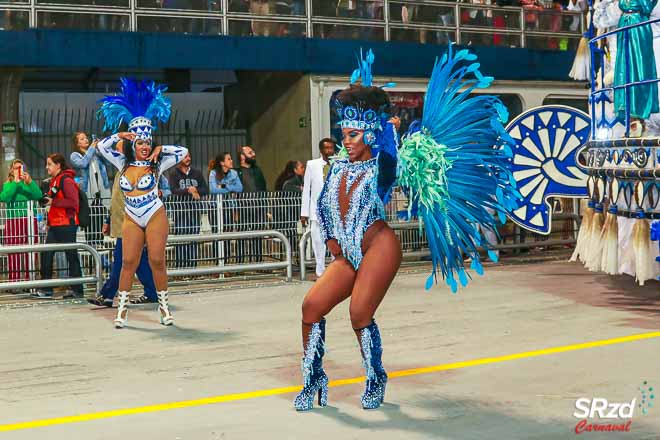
[301, 138, 336, 278]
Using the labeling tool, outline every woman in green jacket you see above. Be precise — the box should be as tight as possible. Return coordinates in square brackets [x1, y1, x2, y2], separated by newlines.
[0, 159, 43, 281]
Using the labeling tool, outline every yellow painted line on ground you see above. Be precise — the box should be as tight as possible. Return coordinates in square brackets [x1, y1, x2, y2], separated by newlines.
[1, 331, 659, 432]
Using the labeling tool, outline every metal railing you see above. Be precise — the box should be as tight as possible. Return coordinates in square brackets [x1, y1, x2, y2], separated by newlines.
[0, 242, 102, 292]
[0, 231, 290, 295]
[0, 192, 302, 286]
[298, 212, 580, 280]
[0, 192, 578, 289]
[167, 230, 292, 281]
[0, 0, 584, 50]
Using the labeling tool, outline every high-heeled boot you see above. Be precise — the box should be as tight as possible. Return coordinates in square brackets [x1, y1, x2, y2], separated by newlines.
[114, 291, 130, 329]
[157, 290, 174, 326]
[355, 320, 387, 409]
[293, 318, 328, 411]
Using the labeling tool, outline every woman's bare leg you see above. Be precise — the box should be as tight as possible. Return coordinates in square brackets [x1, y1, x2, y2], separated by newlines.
[349, 226, 401, 408]
[144, 208, 169, 291]
[294, 255, 357, 410]
[118, 219, 146, 292]
[300, 256, 357, 347]
[349, 226, 402, 330]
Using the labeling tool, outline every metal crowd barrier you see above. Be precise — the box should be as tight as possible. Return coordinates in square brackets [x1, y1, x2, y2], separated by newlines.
[298, 213, 580, 280]
[167, 231, 292, 281]
[0, 193, 578, 288]
[0, 242, 103, 293]
[0, 192, 301, 286]
[0, 231, 291, 295]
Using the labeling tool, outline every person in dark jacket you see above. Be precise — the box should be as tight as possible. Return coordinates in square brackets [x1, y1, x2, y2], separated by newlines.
[282, 161, 305, 193]
[237, 146, 267, 192]
[236, 146, 268, 263]
[275, 160, 305, 263]
[168, 152, 209, 268]
[33, 153, 83, 299]
[275, 160, 297, 192]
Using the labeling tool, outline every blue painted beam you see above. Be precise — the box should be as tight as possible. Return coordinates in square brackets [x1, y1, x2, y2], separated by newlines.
[0, 29, 575, 81]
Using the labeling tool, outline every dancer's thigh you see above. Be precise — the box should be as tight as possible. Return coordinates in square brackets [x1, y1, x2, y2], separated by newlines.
[349, 226, 402, 328]
[302, 256, 357, 321]
[121, 219, 146, 268]
[144, 208, 169, 263]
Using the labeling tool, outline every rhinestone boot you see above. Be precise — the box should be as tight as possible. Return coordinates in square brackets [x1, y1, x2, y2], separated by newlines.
[293, 318, 328, 411]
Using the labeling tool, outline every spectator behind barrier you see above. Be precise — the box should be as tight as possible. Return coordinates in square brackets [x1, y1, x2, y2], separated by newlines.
[274, 160, 298, 192]
[69, 132, 111, 200]
[282, 161, 305, 193]
[250, 0, 272, 36]
[208, 152, 243, 265]
[33, 153, 84, 299]
[237, 146, 267, 193]
[169, 152, 209, 269]
[70, 131, 111, 249]
[275, 159, 305, 265]
[209, 152, 243, 195]
[0, 159, 42, 286]
[236, 145, 268, 263]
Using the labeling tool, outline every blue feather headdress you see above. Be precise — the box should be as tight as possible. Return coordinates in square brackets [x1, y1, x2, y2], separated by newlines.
[97, 77, 171, 141]
[338, 49, 382, 133]
[350, 48, 375, 87]
[335, 49, 397, 150]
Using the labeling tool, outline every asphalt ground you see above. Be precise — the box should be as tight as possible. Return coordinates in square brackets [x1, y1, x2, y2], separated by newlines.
[0, 260, 659, 440]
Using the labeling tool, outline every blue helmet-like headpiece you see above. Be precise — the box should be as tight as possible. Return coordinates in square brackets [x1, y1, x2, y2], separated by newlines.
[336, 49, 396, 135]
[97, 77, 171, 141]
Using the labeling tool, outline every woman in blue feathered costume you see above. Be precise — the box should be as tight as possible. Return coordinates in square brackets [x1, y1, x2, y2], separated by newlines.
[293, 46, 520, 412]
[294, 69, 402, 412]
[96, 78, 188, 329]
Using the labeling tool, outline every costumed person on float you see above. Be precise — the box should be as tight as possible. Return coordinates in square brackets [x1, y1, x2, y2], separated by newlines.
[644, 1, 660, 135]
[293, 46, 520, 412]
[96, 78, 188, 329]
[614, 0, 659, 136]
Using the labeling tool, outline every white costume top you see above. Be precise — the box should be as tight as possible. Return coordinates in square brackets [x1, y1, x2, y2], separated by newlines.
[97, 134, 187, 227]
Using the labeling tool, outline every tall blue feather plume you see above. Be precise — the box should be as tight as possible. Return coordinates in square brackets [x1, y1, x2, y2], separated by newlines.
[397, 43, 521, 293]
[97, 77, 171, 132]
[350, 48, 375, 87]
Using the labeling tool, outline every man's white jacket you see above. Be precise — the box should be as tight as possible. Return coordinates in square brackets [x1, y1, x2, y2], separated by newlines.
[301, 157, 328, 222]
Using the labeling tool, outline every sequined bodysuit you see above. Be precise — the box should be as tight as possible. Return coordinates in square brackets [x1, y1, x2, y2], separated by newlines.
[317, 158, 387, 270]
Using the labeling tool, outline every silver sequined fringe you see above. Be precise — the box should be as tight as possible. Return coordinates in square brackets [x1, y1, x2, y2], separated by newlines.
[301, 322, 324, 387]
[360, 327, 376, 381]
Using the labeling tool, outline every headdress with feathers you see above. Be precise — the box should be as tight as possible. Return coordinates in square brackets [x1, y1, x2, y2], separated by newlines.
[97, 77, 171, 141]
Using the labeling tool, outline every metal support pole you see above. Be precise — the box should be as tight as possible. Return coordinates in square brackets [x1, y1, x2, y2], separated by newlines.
[216, 194, 225, 272]
[26, 200, 36, 283]
[299, 229, 311, 280]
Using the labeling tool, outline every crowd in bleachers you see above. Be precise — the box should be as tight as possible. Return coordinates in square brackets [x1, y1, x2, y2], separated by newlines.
[3, 0, 585, 50]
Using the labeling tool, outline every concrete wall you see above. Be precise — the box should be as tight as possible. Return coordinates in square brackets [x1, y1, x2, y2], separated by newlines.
[248, 75, 312, 190]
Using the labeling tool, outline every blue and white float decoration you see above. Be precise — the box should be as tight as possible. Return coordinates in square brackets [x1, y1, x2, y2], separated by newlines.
[505, 105, 591, 235]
